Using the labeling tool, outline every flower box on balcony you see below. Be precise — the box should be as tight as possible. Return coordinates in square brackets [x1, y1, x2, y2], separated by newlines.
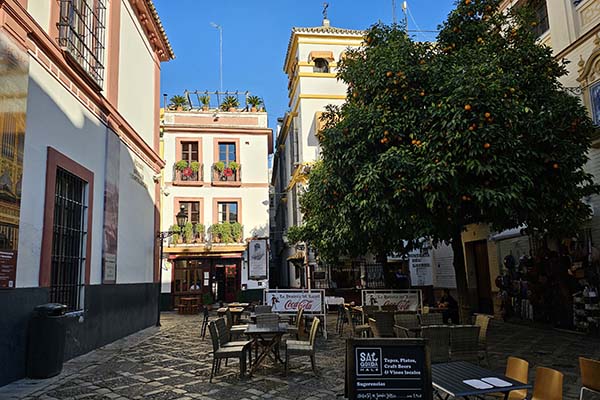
[212, 162, 241, 187]
[173, 161, 203, 186]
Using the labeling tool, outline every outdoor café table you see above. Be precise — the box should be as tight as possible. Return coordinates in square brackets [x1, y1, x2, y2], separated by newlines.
[244, 322, 289, 376]
[228, 302, 250, 309]
[229, 307, 245, 324]
[178, 297, 199, 315]
[249, 313, 283, 323]
[432, 361, 532, 399]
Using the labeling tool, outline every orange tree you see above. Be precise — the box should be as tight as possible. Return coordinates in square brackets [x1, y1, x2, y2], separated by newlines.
[291, 0, 597, 317]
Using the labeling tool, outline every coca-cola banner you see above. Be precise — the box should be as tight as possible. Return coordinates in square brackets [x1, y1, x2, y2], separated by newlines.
[264, 290, 324, 313]
[361, 290, 422, 312]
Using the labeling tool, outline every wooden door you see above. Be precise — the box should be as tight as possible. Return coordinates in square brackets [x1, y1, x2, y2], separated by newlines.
[467, 240, 494, 314]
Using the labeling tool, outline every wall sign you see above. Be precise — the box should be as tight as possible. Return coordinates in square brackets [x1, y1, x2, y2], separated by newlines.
[409, 256, 433, 286]
[346, 338, 432, 400]
[265, 290, 322, 313]
[362, 289, 423, 312]
[248, 239, 268, 280]
[0, 251, 17, 288]
[101, 131, 120, 284]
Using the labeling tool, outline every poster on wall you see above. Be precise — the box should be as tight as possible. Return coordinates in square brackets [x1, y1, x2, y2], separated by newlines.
[265, 290, 323, 313]
[0, 31, 29, 289]
[101, 131, 120, 283]
[409, 256, 433, 286]
[248, 239, 267, 280]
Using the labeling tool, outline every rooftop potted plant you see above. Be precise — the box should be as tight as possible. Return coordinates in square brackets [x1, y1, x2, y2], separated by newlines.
[199, 95, 210, 111]
[169, 95, 188, 111]
[247, 95, 263, 112]
[220, 95, 239, 112]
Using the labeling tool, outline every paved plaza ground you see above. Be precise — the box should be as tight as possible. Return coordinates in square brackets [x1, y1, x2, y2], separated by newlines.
[2, 312, 600, 400]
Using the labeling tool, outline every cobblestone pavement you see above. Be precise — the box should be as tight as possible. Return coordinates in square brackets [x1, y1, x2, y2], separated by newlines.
[1, 312, 600, 400]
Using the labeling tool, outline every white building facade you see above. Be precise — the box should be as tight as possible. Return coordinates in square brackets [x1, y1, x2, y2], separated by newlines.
[160, 100, 272, 307]
[0, 0, 172, 385]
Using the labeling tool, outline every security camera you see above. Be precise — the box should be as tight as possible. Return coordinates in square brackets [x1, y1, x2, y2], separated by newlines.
[152, 174, 161, 183]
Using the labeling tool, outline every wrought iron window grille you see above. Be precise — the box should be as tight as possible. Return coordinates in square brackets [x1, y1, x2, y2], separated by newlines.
[58, 0, 106, 88]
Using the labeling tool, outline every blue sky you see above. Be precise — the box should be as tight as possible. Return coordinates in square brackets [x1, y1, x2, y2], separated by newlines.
[154, 0, 457, 130]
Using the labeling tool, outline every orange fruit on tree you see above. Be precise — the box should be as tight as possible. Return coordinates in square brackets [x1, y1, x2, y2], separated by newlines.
[484, 112, 491, 118]
[420, 91, 425, 96]
[553, 163, 559, 169]
[384, 130, 389, 136]
[465, 0, 471, 4]
[411, 139, 417, 145]
[462, 195, 468, 201]
[484, 143, 491, 149]
[353, 92, 359, 98]
[464, 104, 472, 111]
[386, 71, 393, 77]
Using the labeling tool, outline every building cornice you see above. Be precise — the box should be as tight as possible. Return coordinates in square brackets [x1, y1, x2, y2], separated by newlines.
[129, 0, 175, 61]
[162, 125, 274, 154]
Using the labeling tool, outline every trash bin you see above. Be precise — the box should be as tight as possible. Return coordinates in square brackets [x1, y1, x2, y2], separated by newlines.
[27, 303, 68, 379]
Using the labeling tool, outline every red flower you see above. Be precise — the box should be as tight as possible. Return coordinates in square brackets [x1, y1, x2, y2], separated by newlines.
[182, 167, 193, 177]
[223, 168, 233, 177]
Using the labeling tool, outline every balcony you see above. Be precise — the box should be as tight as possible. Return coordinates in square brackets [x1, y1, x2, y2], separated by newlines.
[173, 162, 203, 186]
[212, 163, 242, 187]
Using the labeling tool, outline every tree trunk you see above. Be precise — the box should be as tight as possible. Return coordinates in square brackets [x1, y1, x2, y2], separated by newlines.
[450, 229, 471, 324]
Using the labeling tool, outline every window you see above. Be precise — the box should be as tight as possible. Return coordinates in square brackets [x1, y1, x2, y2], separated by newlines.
[313, 58, 329, 73]
[517, 0, 549, 37]
[58, 0, 107, 87]
[181, 142, 198, 163]
[218, 142, 236, 164]
[590, 81, 600, 126]
[50, 167, 88, 311]
[218, 202, 238, 223]
[179, 201, 200, 225]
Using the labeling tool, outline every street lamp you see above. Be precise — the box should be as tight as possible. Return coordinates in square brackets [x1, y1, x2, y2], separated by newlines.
[156, 205, 188, 327]
[210, 22, 223, 93]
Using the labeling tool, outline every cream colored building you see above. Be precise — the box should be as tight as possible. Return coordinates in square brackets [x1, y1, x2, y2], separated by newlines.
[0, 0, 172, 385]
[271, 18, 364, 288]
[160, 97, 272, 307]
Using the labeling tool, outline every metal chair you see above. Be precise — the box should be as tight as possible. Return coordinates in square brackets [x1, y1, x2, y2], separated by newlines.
[474, 313, 493, 365]
[421, 325, 450, 363]
[344, 306, 371, 337]
[579, 357, 600, 400]
[285, 317, 320, 376]
[200, 306, 210, 339]
[394, 313, 420, 338]
[368, 312, 395, 338]
[449, 325, 480, 363]
[419, 313, 444, 326]
[208, 321, 248, 382]
[532, 367, 563, 400]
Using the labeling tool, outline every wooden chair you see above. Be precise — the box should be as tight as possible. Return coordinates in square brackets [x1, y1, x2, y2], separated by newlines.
[255, 305, 272, 314]
[421, 325, 450, 363]
[287, 307, 305, 340]
[368, 312, 395, 338]
[579, 357, 600, 400]
[208, 321, 248, 382]
[285, 317, 320, 376]
[344, 306, 371, 337]
[532, 367, 563, 400]
[394, 314, 420, 338]
[420, 313, 444, 326]
[474, 313, 493, 365]
[449, 325, 480, 363]
[362, 305, 380, 321]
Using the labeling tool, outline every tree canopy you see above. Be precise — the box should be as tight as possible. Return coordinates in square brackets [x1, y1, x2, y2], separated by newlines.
[291, 0, 598, 311]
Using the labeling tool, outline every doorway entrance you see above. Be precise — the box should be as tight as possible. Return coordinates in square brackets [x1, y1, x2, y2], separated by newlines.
[213, 260, 240, 303]
[465, 240, 494, 314]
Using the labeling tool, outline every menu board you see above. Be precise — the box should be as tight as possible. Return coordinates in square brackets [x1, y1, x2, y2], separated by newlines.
[0, 251, 17, 289]
[346, 338, 432, 400]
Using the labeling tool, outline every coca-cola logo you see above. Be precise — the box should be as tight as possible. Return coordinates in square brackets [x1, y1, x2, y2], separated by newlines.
[284, 299, 314, 310]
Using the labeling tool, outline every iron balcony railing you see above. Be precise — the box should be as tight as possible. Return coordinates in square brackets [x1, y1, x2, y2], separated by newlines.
[58, 0, 106, 87]
[212, 164, 241, 183]
[173, 164, 203, 183]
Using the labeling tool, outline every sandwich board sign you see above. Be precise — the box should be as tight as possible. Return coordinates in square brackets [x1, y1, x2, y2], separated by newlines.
[346, 338, 432, 400]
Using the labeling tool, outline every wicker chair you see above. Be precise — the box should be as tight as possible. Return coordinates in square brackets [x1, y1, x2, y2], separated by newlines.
[215, 318, 252, 349]
[208, 321, 248, 382]
[285, 317, 320, 376]
[255, 305, 272, 314]
[449, 325, 480, 363]
[256, 313, 279, 328]
[344, 306, 371, 337]
[225, 309, 248, 339]
[287, 307, 305, 339]
[579, 357, 600, 400]
[474, 314, 493, 365]
[421, 325, 450, 363]
[419, 313, 444, 326]
[368, 312, 396, 338]
[394, 314, 420, 338]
